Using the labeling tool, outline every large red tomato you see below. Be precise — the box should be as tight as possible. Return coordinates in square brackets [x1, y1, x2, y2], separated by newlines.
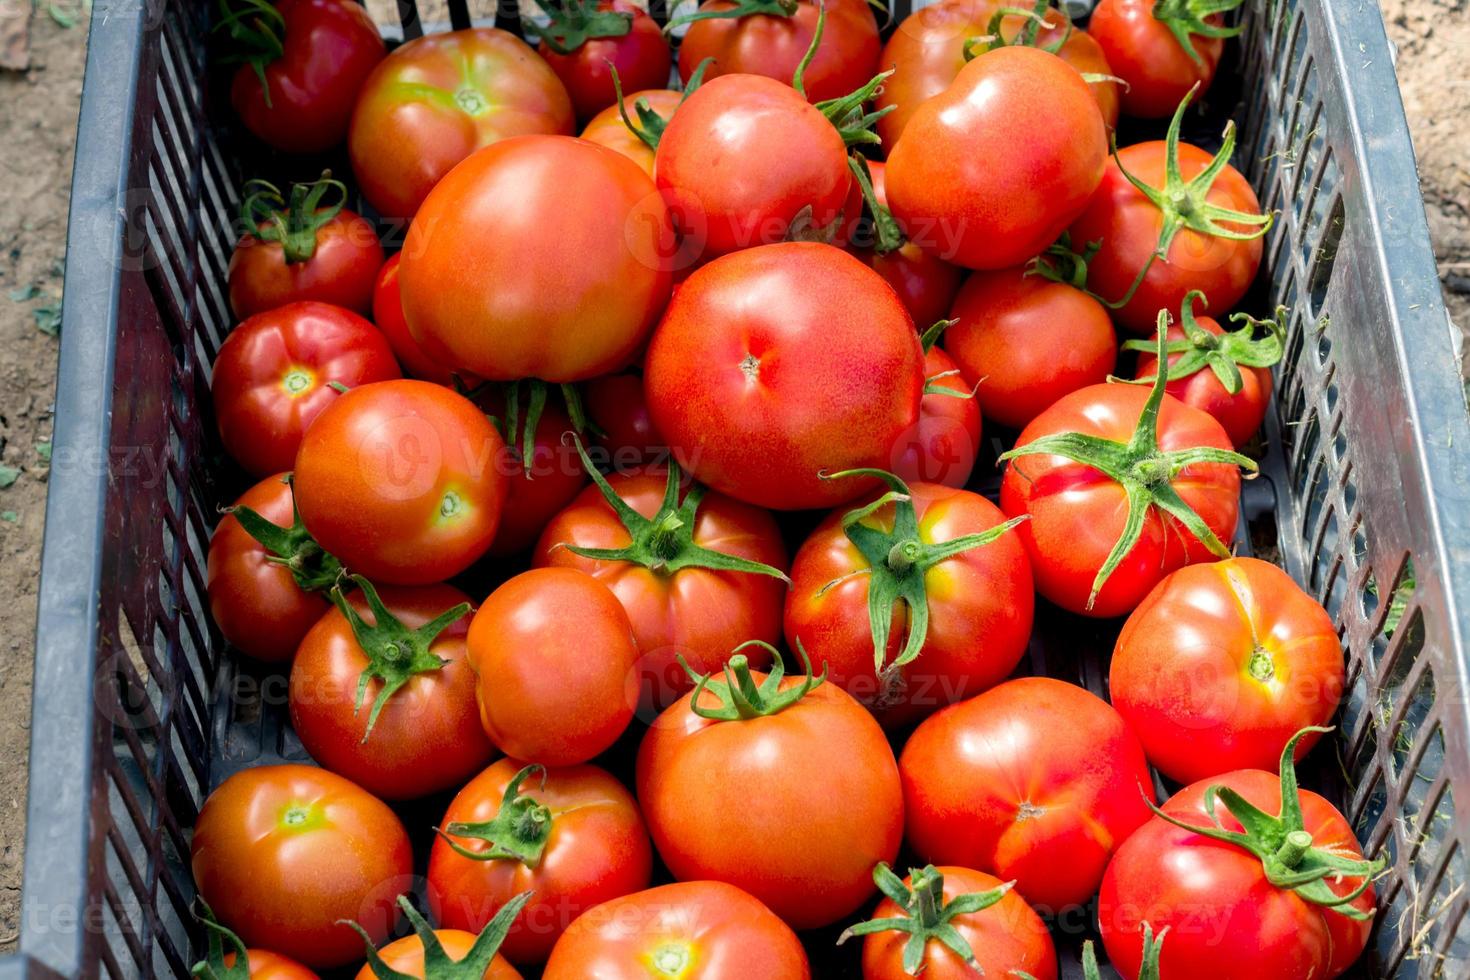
[348, 28, 574, 218]
[1089, 0, 1231, 118]
[579, 89, 683, 177]
[193, 904, 321, 980]
[225, 0, 385, 153]
[785, 473, 1031, 728]
[1099, 736, 1381, 980]
[191, 765, 413, 969]
[371, 253, 466, 386]
[534, 0, 671, 120]
[542, 881, 810, 979]
[348, 894, 528, 980]
[644, 243, 925, 510]
[886, 46, 1107, 270]
[429, 760, 654, 964]
[227, 175, 383, 319]
[211, 301, 401, 478]
[637, 651, 903, 929]
[900, 677, 1156, 912]
[892, 341, 982, 489]
[400, 135, 673, 382]
[292, 380, 506, 585]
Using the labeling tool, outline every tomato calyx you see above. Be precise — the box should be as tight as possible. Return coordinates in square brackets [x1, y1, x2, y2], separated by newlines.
[344, 891, 534, 979]
[665, 0, 800, 35]
[610, 58, 713, 152]
[436, 764, 556, 867]
[214, 0, 285, 106]
[1082, 926, 1166, 980]
[1151, 0, 1244, 67]
[917, 320, 979, 400]
[961, 0, 1074, 60]
[238, 172, 348, 264]
[1121, 292, 1286, 396]
[682, 640, 827, 720]
[1144, 727, 1385, 918]
[189, 899, 252, 980]
[466, 379, 590, 478]
[999, 317, 1255, 608]
[228, 475, 343, 593]
[331, 574, 470, 741]
[837, 863, 1017, 975]
[528, 0, 634, 55]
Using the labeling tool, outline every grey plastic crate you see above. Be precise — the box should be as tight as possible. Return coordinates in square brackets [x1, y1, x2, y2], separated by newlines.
[7, 0, 1469, 976]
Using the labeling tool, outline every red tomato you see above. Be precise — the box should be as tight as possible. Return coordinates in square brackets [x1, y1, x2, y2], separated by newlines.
[193, 904, 321, 980]
[1089, 0, 1228, 119]
[944, 266, 1117, 431]
[637, 653, 903, 928]
[226, 0, 385, 153]
[191, 765, 413, 969]
[475, 392, 589, 557]
[892, 344, 982, 489]
[644, 243, 925, 510]
[675, 0, 880, 104]
[1099, 745, 1380, 980]
[292, 380, 506, 585]
[535, 0, 672, 120]
[348, 28, 574, 218]
[206, 474, 336, 663]
[579, 89, 683, 177]
[288, 579, 494, 800]
[429, 760, 654, 964]
[211, 301, 401, 478]
[349, 894, 529, 980]
[900, 677, 1156, 911]
[583, 371, 667, 469]
[886, 47, 1106, 270]
[785, 476, 1031, 728]
[468, 568, 640, 765]
[400, 135, 673, 382]
[1111, 557, 1344, 784]
[227, 176, 383, 319]
[542, 881, 810, 979]
[371, 254, 468, 386]
[850, 161, 965, 330]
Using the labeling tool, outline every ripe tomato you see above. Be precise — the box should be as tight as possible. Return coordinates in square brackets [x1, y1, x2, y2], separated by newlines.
[534, 0, 672, 120]
[400, 135, 673, 382]
[892, 342, 982, 489]
[579, 89, 682, 177]
[1089, 0, 1231, 119]
[191, 765, 412, 969]
[211, 301, 401, 478]
[844, 865, 1057, 980]
[227, 175, 383, 319]
[583, 371, 666, 469]
[943, 265, 1117, 431]
[900, 677, 1156, 912]
[348, 893, 529, 980]
[645, 243, 925, 510]
[292, 380, 507, 585]
[1111, 557, 1344, 785]
[849, 161, 964, 330]
[371, 254, 467, 386]
[193, 904, 321, 980]
[1099, 736, 1380, 980]
[429, 760, 654, 964]
[785, 474, 1030, 728]
[886, 47, 1106, 270]
[542, 881, 810, 979]
[207, 474, 337, 663]
[288, 578, 494, 800]
[353, 930, 521, 980]
[349, 29, 574, 218]
[468, 568, 639, 765]
[675, 0, 880, 104]
[225, 0, 385, 153]
[637, 651, 903, 928]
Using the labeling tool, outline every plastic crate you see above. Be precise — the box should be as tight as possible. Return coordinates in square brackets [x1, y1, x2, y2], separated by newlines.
[9, 0, 1470, 976]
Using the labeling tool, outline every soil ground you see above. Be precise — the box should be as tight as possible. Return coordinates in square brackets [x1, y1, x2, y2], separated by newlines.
[0, 0, 1464, 960]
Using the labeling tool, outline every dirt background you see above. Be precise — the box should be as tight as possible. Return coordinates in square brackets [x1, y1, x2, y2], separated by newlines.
[0, 0, 1464, 959]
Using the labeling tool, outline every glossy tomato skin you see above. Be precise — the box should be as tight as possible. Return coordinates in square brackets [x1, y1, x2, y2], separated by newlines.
[229, 0, 385, 153]
[400, 135, 673, 382]
[222, 949, 320, 979]
[207, 474, 329, 663]
[468, 569, 640, 765]
[1089, 0, 1226, 119]
[541, 2, 672, 120]
[999, 383, 1241, 617]
[428, 759, 654, 964]
[645, 243, 925, 510]
[637, 668, 903, 929]
[892, 346, 982, 489]
[851, 161, 965, 329]
[1111, 558, 1344, 784]
[349, 29, 574, 218]
[678, 0, 880, 104]
[292, 380, 506, 584]
[583, 371, 667, 469]
[860, 867, 1058, 980]
[1135, 314, 1274, 447]
[1070, 141, 1265, 334]
[886, 47, 1107, 271]
[901, 677, 1156, 911]
[655, 75, 852, 260]
[191, 765, 413, 969]
[944, 266, 1117, 431]
[212, 302, 401, 478]
[352, 931, 522, 980]
[785, 484, 1030, 727]
[579, 89, 682, 177]
[228, 207, 384, 319]
[371, 254, 467, 386]
[1099, 769, 1375, 980]
[288, 584, 494, 800]
[542, 881, 811, 979]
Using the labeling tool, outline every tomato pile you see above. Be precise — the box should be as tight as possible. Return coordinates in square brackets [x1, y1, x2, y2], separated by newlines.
[198, 1, 1381, 977]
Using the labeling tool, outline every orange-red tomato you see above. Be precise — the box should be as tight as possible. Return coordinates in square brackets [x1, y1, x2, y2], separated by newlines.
[537, 0, 672, 120]
[891, 345, 982, 489]
[371, 253, 467, 386]
[850, 161, 965, 330]
[227, 204, 383, 320]
[352, 930, 523, 980]
[579, 89, 682, 177]
[1089, 0, 1227, 119]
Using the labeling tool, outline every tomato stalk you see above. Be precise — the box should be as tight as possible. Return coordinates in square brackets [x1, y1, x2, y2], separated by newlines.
[228, 475, 343, 592]
[847, 156, 906, 254]
[527, 0, 634, 54]
[961, 0, 1074, 58]
[466, 379, 591, 479]
[1151, 0, 1245, 66]
[213, 0, 286, 107]
[609, 57, 713, 152]
[1121, 292, 1286, 395]
[999, 316, 1256, 609]
[917, 319, 979, 401]
[436, 764, 556, 867]
[344, 891, 534, 979]
[837, 864, 1017, 976]
[238, 172, 348, 265]
[1082, 927, 1166, 980]
[664, 0, 800, 34]
[189, 900, 254, 980]
[793, 6, 893, 146]
[682, 640, 825, 720]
